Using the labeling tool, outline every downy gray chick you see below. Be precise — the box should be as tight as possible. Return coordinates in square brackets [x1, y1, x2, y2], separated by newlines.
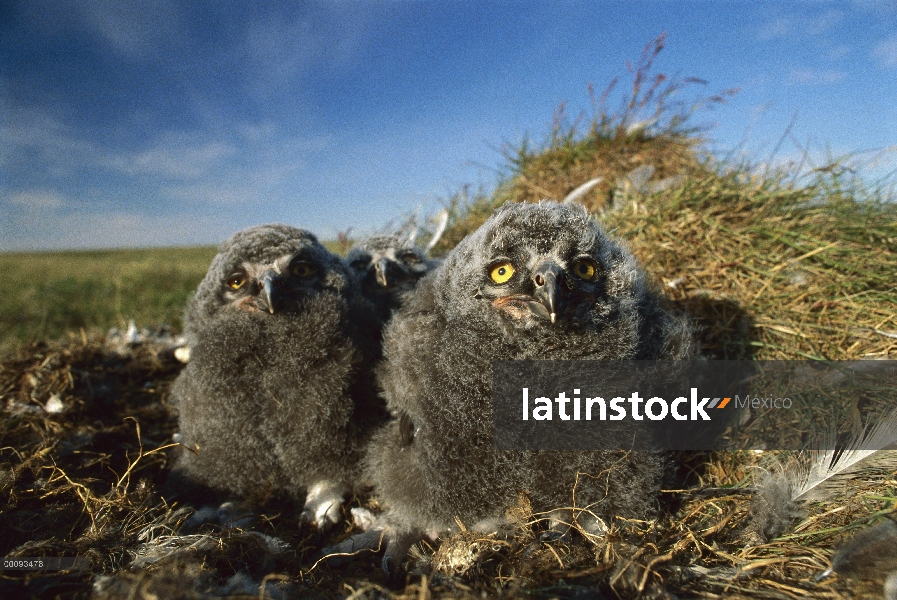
[170, 224, 385, 528]
[363, 200, 694, 569]
[346, 234, 439, 324]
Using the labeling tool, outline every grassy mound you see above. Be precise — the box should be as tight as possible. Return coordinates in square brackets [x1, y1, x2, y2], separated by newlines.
[436, 154, 897, 364]
[432, 36, 895, 362]
[605, 169, 896, 361]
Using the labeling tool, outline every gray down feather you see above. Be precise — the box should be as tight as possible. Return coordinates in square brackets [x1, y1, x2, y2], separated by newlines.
[365, 201, 694, 541]
[346, 234, 439, 324]
[170, 224, 385, 524]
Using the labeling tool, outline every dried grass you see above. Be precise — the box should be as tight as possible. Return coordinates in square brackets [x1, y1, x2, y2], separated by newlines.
[606, 170, 896, 361]
[1, 337, 894, 598]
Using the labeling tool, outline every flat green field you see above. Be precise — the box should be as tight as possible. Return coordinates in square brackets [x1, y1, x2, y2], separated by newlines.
[0, 246, 218, 354]
[0, 240, 351, 355]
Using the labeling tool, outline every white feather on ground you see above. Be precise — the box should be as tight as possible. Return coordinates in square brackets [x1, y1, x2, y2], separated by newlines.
[792, 407, 897, 503]
[744, 407, 897, 542]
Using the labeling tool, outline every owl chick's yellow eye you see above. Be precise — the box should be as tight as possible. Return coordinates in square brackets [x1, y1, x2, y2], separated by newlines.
[572, 258, 597, 281]
[226, 275, 246, 290]
[291, 262, 312, 277]
[489, 261, 515, 284]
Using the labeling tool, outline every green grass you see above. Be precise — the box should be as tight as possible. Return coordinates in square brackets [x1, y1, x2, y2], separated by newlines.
[419, 35, 897, 362]
[0, 240, 351, 355]
[0, 246, 218, 355]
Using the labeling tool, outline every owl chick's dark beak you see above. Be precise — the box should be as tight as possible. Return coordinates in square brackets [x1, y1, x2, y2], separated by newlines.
[260, 270, 279, 314]
[532, 262, 563, 324]
[374, 258, 390, 287]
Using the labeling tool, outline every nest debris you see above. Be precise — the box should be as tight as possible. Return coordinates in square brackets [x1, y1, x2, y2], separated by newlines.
[1, 335, 895, 598]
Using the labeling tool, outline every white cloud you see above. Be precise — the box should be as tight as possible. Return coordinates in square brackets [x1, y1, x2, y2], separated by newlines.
[756, 10, 844, 41]
[1, 90, 332, 212]
[157, 136, 328, 206]
[239, 6, 376, 100]
[105, 136, 237, 180]
[0, 93, 99, 176]
[81, 0, 183, 59]
[0, 95, 246, 185]
[787, 68, 847, 85]
[237, 122, 277, 144]
[161, 182, 265, 206]
[0, 67, 339, 251]
[7, 190, 65, 210]
[242, 17, 317, 99]
[133, 142, 235, 178]
[873, 34, 897, 68]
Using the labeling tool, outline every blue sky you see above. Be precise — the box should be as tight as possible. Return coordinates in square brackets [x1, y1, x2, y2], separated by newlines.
[1, 1, 896, 251]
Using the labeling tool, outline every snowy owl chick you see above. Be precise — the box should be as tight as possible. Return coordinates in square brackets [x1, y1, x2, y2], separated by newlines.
[170, 224, 385, 528]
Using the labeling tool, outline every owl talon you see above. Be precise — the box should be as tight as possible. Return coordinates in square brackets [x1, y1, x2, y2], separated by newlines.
[380, 530, 423, 576]
[299, 508, 337, 533]
[318, 529, 385, 567]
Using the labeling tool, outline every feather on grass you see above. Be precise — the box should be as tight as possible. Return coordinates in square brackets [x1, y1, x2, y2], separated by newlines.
[792, 407, 897, 503]
[743, 407, 897, 542]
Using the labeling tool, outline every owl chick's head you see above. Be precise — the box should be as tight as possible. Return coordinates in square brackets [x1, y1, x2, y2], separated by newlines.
[347, 234, 432, 293]
[434, 200, 645, 329]
[184, 224, 351, 339]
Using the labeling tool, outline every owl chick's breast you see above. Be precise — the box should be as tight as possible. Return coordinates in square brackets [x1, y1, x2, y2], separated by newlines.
[173, 223, 384, 501]
[367, 201, 693, 535]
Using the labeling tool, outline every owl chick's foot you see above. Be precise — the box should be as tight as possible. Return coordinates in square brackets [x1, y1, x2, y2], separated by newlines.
[542, 509, 574, 542]
[351, 507, 378, 531]
[381, 529, 424, 577]
[300, 481, 346, 530]
[183, 501, 256, 532]
[317, 529, 386, 567]
[316, 525, 423, 577]
[313, 508, 383, 567]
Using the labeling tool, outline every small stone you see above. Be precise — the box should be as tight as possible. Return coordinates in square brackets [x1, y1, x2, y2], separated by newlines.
[44, 394, 65, 414]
